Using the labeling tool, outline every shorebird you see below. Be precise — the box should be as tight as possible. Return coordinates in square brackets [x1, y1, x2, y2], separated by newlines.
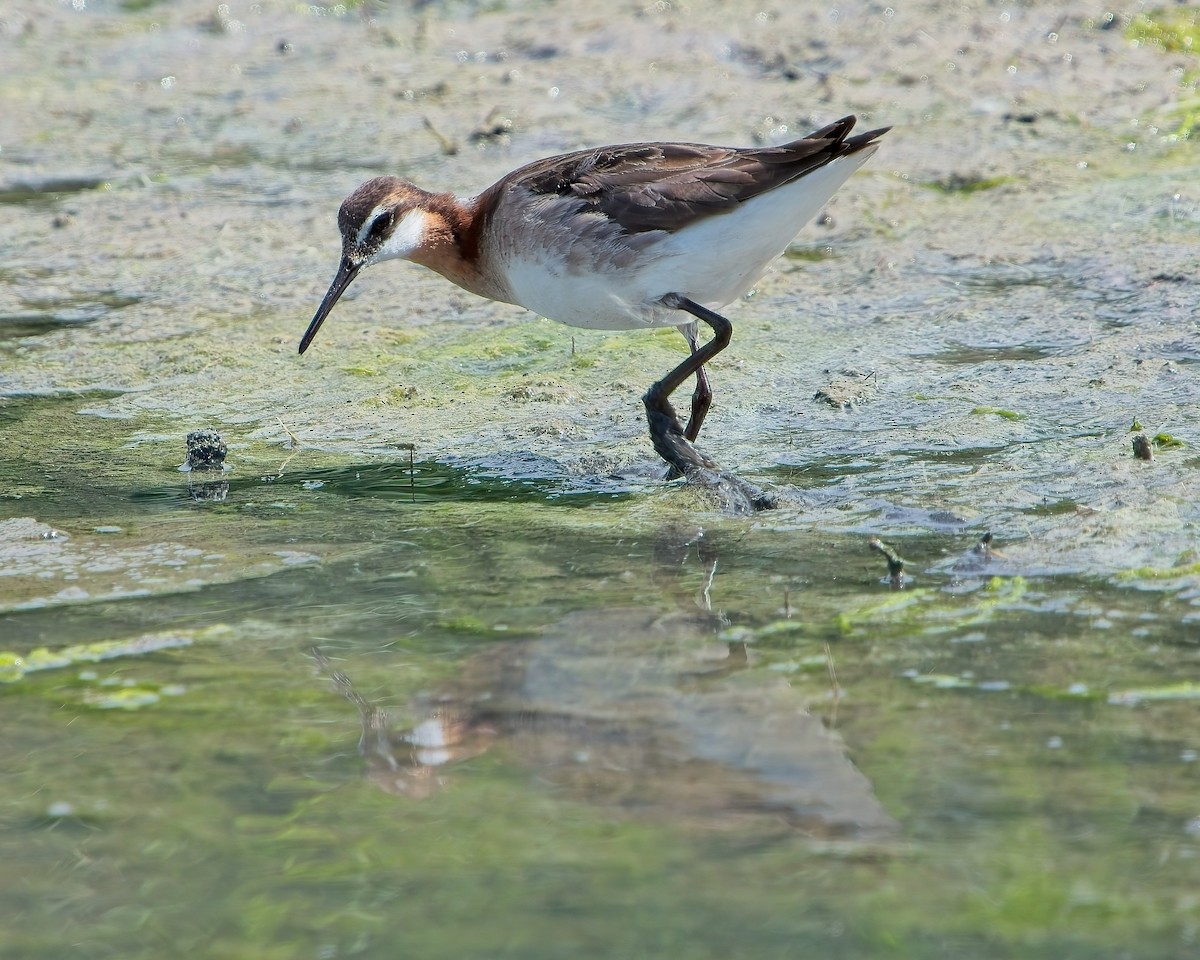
[300, 115, 888, 506]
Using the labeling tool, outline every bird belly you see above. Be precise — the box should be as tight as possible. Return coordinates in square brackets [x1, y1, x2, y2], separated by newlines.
[501, 253, 681, 331]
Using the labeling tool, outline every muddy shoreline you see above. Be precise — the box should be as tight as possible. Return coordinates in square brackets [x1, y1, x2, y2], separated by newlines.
[2, 0, 1198, 572]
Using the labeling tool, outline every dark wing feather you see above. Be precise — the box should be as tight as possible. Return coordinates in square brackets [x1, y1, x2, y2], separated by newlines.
[491, 115, 888, 234]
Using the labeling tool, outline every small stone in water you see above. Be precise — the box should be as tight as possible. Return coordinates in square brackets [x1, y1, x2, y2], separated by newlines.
[185, 429, 227, 470]
[1132, 433, 1153, 461]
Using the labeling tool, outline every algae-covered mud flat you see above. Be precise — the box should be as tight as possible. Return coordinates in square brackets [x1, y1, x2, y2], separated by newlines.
[2, 2, 1198, 958]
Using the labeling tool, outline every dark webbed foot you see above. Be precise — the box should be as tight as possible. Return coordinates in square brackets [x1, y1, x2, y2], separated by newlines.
[691, 466, 780, 514]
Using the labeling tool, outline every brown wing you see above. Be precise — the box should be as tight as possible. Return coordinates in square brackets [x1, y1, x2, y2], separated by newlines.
[490, 115, 888, 234]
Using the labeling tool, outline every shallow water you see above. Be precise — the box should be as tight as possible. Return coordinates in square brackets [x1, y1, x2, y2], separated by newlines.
[3, 393, 1199, 959]
[3, 1, 1200, 958]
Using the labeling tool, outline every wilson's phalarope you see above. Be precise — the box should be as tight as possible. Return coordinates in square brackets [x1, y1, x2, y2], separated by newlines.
[300, 115, 888, 507]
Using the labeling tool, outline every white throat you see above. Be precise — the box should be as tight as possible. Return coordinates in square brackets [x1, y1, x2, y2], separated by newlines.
[367, 207, 429, 265]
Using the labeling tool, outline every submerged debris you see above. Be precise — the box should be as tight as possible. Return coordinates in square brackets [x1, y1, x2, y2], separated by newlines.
[1132, 433, 1154, 461]
[868, 537, 906, 590]
[944, 531, 1007, 580]
[813, 368, 877, 410]
[975, 532, 993, 557]
[420, 114, 459, 155]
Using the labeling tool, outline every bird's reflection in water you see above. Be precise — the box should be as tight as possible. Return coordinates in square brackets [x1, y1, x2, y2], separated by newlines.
[311, 527, 896, 839]
[311, 647, 495, 800]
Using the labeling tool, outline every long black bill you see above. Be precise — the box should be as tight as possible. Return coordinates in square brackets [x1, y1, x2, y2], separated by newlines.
[298, 258, 361, 354]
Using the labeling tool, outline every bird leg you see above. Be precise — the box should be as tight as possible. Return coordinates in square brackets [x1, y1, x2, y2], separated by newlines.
[643, 295, 778, 513]
[680, 320, 713, 444]
[643, 294, 731, 477]
[661, 320, 715, 481]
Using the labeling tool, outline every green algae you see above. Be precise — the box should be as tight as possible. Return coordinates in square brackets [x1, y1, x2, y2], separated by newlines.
[1128, 9, 1200, 56]
[1109, 682, 1200, 706]
[1128, 9, 1200, 138]
[922, 174, 1016, 194]
[906, 674, 1107, 700]
[1116, 559, 1200, 581]
[970, 406, 1027, 421]
[831, 577, 1029, 638]
[782, 244, 837, 261]
[81, 683, 180, 710]
[1128, 425, 1186, 451]
[0, 628, 230, 711]
[0, 632, 196, 682]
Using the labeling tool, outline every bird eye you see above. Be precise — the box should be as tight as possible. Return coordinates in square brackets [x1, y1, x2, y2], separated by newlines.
[368, 212, 393, 239]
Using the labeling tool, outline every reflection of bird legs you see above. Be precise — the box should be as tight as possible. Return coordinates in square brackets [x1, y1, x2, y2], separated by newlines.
[309, 647, 491, 799]
[685, 535, 749, 674]
[696, 531, 719, 613]
[650, 526, 728, 625]
[310, 647, 412, 790]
